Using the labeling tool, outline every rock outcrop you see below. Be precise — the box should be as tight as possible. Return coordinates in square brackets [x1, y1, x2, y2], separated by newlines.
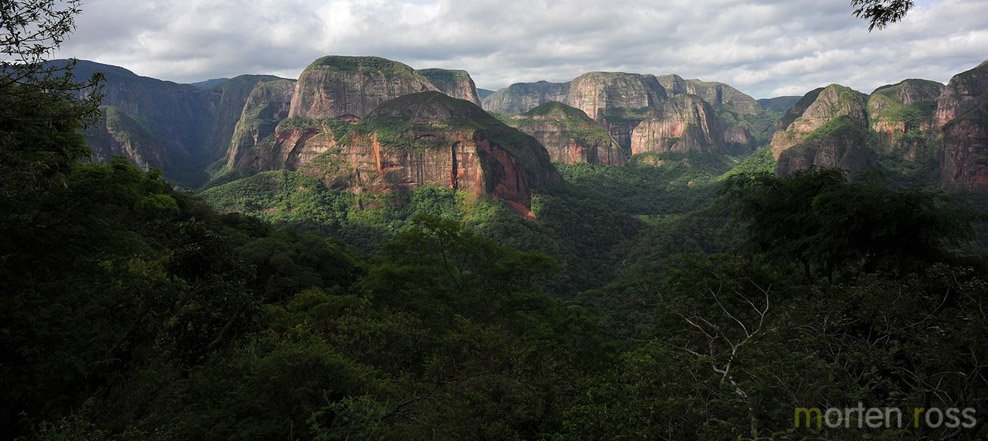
[774, 116, 874, 180]
[565, 72, 667, 120]
[771, 84, 868, 159]
[481, 81, 570, 114]
[241, 92, 561, 215]
[758, 96, 802, 114]
[506, 101, 626, 166]
[770, 85, 872, 177]
[630, 95, 725, 155]
[867, 79, 943, 157]
[226, 79, 297, 170]
[66, 60, 285, 187]
[688, 80, 760, 115]
[287, 56, 437, 120]
[938, 61, 988, 190]
[417, 68, 482, 106]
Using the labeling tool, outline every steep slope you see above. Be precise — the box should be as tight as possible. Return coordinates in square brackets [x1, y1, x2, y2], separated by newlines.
[771, 84, 872, 177]
[565, 72, 667, 120]
[64, 60, 287, 187]
[225, 79, 298, 170]
[482, 81, 570, 114]
[203, 75, 288, 159]
[287, 56, 437, 119]
[684, 78, 761, 116]
[417, 68, 482, 106]
[630, 95, 726, 155]
[236, 92, 561, 215]
[938, 61, 988, 190]
[758, 96, 802, 114]
[867, 79, 943, 157]
[505, 101, 626, 166]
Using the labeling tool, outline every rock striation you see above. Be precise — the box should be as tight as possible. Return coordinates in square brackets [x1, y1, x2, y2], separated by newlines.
[481, 81, 570, 115]
[937, 61, 988, 190]
[770, 84, 873, 178]
[506, 101, 627, 166]
[287, 56, 437, 120]
[417, 68, 483, 106]
[867, 79, 943, 158]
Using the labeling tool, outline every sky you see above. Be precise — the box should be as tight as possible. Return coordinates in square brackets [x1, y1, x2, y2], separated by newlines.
[55, 0, 988, 99]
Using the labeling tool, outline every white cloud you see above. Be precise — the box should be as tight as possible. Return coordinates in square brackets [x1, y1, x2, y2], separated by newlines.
[55, 0, 988, 98]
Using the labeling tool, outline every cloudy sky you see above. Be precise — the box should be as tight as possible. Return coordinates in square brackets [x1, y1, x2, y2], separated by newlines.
[55, 0, 988, 98]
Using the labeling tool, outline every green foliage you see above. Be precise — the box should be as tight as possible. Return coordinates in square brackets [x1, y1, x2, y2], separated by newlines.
[720, 147, 775, 179]
[305, 55, 419, 79]
[720, 169, 975, 280]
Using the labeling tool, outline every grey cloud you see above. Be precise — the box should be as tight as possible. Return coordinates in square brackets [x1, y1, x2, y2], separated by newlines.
[55, 0, 988, 98]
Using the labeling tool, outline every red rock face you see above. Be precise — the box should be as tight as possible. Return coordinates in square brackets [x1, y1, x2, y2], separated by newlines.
[514, 121, 627, 166]
[941, 119, 988, 189]
[331, 130, 544, 216]
[630, 95, 724, 155]
[937, 61, 988, 190]
[288, 58, 437, 120]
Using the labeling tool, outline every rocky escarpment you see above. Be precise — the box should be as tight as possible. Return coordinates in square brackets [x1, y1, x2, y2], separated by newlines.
[566, 72, 667, 120]
[659, 75, 761, 116]
[481, 81, 570, 114]
[226, 79, 297, 170]
[630, 95, 726, 155]
[288, 56, 437, 120]
[771, 85, 868, 158]
[505, 101, 626, 166]
[758, 96, 802, 114]
[938, 61, 988, 190]
[770, 84, 872, 177]
[867, 79, 943, 158]
[84, 106, 170, 170]
[417, 68, 482, 106]
[65, 60, 285, 187]
[774, 116, 873, 180]
[239, 92, 561, 215]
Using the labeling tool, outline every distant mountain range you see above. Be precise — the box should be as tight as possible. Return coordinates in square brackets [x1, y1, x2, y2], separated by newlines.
[59, 56, 988, 212]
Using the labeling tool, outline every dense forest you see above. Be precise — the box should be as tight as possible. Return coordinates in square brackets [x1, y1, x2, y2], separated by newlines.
[3, 3, 988, 441]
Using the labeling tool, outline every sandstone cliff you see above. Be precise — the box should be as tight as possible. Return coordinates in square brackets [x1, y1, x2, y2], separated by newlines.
[241, 92, 561, 215]
[659, 75, 762, 116]
[771, 85, 872, 177]
[867, 79, 943, 157]
[481, 81, 570, 114]
[938, 61, 988, 190]
[630, 95, 725, 155]
[774, 116, 874, 180]
[565, 72, 667, 121]
[288, 56, 437, 120]
[417, 68, 483, 106]
[771, 84, 868, 159]
[226, 79, 297, 170]
[506, 101, 626, 166]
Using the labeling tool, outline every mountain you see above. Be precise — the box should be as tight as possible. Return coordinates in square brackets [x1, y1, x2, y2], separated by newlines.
[630, 95, 727, 155]
[505, 101, 627, 166]
[758, 96, 802, 114]
[266, 91, 561, 216]
[225, 78, 297, 171]
[771, 84, 873, 178]
[867, 79, 943, 158]
[65, 60, 285, 187]
[477, 88, 496, 99]
[481, 81, 570, 114]
[288, 56, 438, 120]
[938, 61, 988, 190]
[416, 68, 483, 106]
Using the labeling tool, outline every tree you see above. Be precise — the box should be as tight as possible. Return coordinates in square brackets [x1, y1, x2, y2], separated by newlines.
[0, 0, 103, 196]
[851, 0, 914, 31]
